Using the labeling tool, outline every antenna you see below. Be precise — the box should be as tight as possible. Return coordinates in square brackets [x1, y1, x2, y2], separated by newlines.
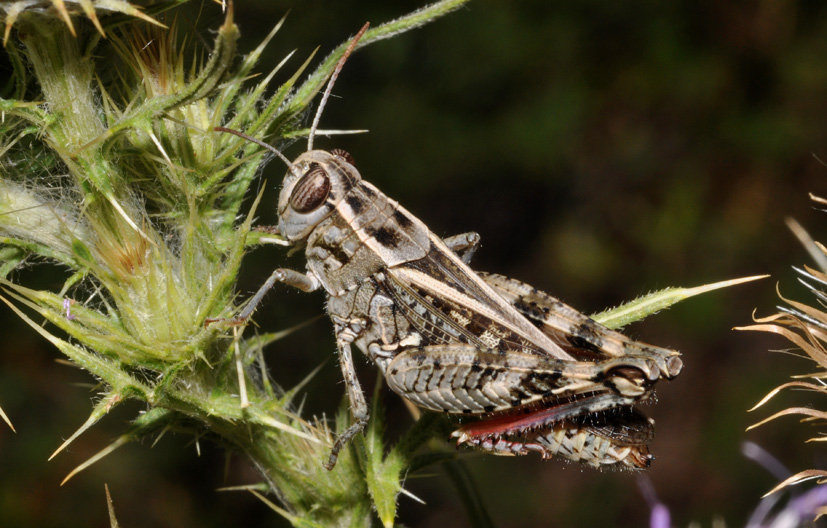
[214, 126, 298, 175]
[307, 22, 370, 151]
[215, 23, 370, 171]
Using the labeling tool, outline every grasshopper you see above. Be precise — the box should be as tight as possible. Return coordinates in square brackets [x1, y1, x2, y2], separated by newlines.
[219, 23, 683, 470]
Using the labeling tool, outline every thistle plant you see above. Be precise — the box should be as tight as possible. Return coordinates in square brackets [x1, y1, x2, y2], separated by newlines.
[0, 1, 773, 526]
[0, 1, 469, 525]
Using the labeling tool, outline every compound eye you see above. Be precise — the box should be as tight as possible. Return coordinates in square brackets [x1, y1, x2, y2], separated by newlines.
[290, 163, 331, 213]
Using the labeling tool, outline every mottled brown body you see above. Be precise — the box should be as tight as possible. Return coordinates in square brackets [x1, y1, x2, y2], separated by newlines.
[268, 148, 683, 470]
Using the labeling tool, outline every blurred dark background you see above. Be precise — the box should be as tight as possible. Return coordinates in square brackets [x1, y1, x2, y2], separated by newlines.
[3, 0, 827, 526]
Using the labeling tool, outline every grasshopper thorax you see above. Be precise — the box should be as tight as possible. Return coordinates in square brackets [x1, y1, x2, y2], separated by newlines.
[278, 149, 361, 242]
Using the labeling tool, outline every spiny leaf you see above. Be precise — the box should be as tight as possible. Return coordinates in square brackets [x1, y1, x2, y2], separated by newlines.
[49, 391, 124, 460]
[0, 402, 14, 432]
[593, 275, 768, 330]
[248, 489, 323, 528]
[61, 434, 132, 485]
[105, 484, 120, 528]
[244, 407, 324, 445]
[0, 290, 149, 391]
[288, 0, 470, 114]
[60, 407, 172, 485]
[362, 377, 399, 528]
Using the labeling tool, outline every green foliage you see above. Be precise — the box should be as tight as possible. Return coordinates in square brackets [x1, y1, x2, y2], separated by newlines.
[0, 1, 468, 525]
[594, 275, 767, 330]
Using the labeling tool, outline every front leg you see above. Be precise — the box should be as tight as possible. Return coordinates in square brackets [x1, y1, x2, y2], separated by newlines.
[206, 268, 321, 325]
[324, 320, 370, 470]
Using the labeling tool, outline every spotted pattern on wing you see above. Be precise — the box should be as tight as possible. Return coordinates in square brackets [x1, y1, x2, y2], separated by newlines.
[479, 272, 682, 379]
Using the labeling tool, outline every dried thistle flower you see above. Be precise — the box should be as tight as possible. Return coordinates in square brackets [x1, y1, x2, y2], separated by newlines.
[739, 195, 827, 512]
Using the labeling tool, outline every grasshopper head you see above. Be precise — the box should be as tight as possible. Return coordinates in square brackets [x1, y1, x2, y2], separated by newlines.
[278, 149, 360, 241]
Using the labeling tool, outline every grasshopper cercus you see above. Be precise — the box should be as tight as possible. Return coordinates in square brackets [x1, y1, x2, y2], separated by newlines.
[217, 23, 683, 470]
